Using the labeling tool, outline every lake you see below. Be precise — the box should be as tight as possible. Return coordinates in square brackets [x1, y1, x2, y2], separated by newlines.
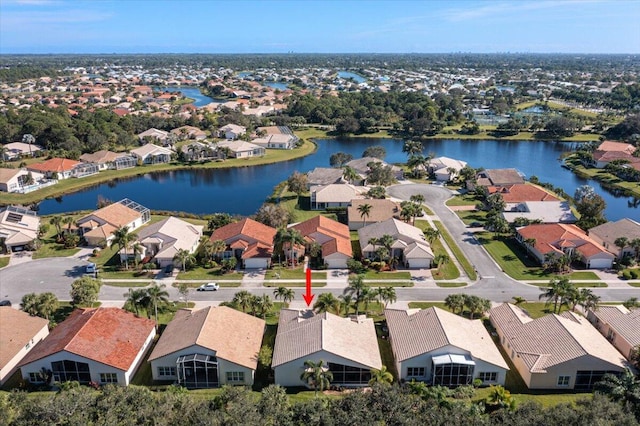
[154, 86, 223, 107]
[337, 71, 367, 84]
[38, 138, 638, 221]
[263, 81, 289, 90]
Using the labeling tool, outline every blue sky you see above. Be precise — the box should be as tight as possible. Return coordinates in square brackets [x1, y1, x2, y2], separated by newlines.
[1, 0, 638, 54]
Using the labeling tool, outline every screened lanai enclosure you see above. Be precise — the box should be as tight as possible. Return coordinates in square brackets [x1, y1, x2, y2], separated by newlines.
[431, 354, 475, 387]
[176, 354, 219, 388]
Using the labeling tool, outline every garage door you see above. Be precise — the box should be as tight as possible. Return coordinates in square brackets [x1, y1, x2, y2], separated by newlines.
[407, 258, 432, 269]
[586, 258, 612, 269]
[325, 258, 347, 269]
[244, 258, 269, 269]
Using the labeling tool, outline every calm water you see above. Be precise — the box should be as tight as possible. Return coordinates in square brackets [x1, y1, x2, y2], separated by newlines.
[263, 81, 289, 90]
[38, 139, 639, 221]
[337, 71, 367, 83]
[154, 86, 222, 107]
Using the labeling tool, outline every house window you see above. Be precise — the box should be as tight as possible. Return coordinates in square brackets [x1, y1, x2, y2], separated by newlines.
[51, 360, 91, 384]
[25, 342, 31, 350]
[226, 372, 245, 383]
[28, 372, 43, 383]
[157, 366, 176, 377]
[478, 372, 498, 383]
[510, 350, 515, 359]
[100, 373, 118, 384]
[557, 376, 571, 386]
[407, 367, 425, 377]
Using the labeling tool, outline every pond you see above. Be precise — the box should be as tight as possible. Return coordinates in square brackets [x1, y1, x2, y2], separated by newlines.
[38, 138, 638, 221]
[154, 86, 223, 107]
[337, 71, 367, 84]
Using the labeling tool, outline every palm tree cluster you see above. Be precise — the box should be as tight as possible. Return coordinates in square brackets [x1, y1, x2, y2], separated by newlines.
[21, 292, 59, 321]
[48, 215, 80, 248]
[300, 360, 333, 396]
[274, 228, 305, 268]
[614, 236, 640, 264]
[310, 276, 398, 316]
[538, 277, 600, 314]
[123, 282, 170, 325]
[112, 225, 139, 270]
[226, 290, 274, 319]
[444, 293, 492, 319]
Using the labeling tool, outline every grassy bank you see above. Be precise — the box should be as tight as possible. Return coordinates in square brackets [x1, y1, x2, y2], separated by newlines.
[564, 157, 640, 198]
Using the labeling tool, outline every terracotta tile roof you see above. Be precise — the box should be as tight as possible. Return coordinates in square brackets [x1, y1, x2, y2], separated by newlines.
[597, 140, 636, 154]
[210, 218, 276, 247]
[27, 157, 80, 173]
[272, 310, 381, 369]
[242, 242, 273, 259]
[78, 201, 141, 229]
[0, 307, 49, 369]
[589, 306, 640, 348]
[385, 308, 508, 369]
[291, 216, 352, 258]
[148, 307, 265, 370]
[19, 308, 155, 371]
[490, 303, 626, 372]
[488, 184, 559, 203]
[517, 223, 613, 260]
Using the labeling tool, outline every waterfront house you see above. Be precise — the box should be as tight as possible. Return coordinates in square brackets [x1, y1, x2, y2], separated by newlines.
[346, 157, 404, 183]
[474, 168, 525, 187]
[307, 167, 345, 188]
[487, 183, 559, 204]
[0, 307, 49, 386]
[171, 125, 207, 140]
[592, 141, 637, 168]
[148, 306, 265, 388]
[19, 308, 155, 386]
[588, 218, 640, 259]
[130, 143, 173, 164]
[587, 305, 640, 362]
[358, 218, 434, 268]
[289, 215, 352, 268]
[309, 184, 363, 210]
[0, 206, 40, 252]
[1, 142, 43, 160]
[502, 201, 577, 224]
[272, 310, 382, 387]
[181, 141, 217, 161]
[427, 156, 468, 182]
[27, 158, 80, 180]
[128, 216, 203, 268]
[219, 124, 246, 140]
[217, 140, 265, 159]
[77, 199, 150, 246]
[516, 223, 615, 269]
[0, 168, 46, 193]
[138, 128, 169, 144]
[347, 199, 401, 231]
[490, 303, 628, 390]
[251, 133, 298, 150]
[210, 218, 276, 269]
[385, 308, 508, 386]
[79, 150, 136, 171]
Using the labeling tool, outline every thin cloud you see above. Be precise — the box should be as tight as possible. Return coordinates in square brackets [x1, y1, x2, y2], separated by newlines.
[440, 0, 606, 22]
[1, 9, 114, 28]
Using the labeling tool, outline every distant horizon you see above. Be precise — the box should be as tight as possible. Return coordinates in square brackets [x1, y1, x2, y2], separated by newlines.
[1, 52, 639, 56]
[1, 0, 638, 55]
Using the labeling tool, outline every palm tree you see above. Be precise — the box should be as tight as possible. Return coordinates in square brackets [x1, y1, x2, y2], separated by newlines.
[376, 287, 397, 308]
[131, 242, 143, 267]
[402, 140, 423, 157]
[486, 385, 516, 411]
[49, 216, 63, 241]
[62, 216, 75, 233]
[357, 203, 372, 228]
[313, 293, 340, 314]
[173, 248, 195, 272]
[464, 295, 491, 319]
[232, 290, 253, 313]
[614, 237, 629, 258]
[300, 360, 333, 396]
[338, 294, 354, 316]
[360, 286, 376, 314]
[124, 288, 150, 316]
[273, 286, 295, 305]
[433, 254, 450, 273]
[539, 277, 573, 314]
[146, 282, 169, 326]
[368, 365, 394, 386]
[255, 294, 274, 319]
[209, 239, 227, 261]
[444, 294, 466, 315]
[274, 228, 305, 268]
[112, 226, 138, 270]
[512, 296, 527, 306]
[423, 228, 440, 245]
[344, 274, 367, 315]
[578, 288, 601, 312]
[342, 166, 359, 184]
[594, 370, 640, 406]
[630, 238, 640, 261]
[22, 133, 35, 156]
[38, 292, 59, 320]
[21, 293, 40, 317]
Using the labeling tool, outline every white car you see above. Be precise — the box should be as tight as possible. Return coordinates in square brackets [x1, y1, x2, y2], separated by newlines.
[197, 283, 219, 291]
[85, 263, 96, 274]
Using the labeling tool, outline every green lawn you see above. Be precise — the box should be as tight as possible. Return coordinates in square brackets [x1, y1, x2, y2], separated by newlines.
[408, 302, 451, 310]
[516, 302, 562, 319]
[565, 158, 640, 198]
[445, 193, 481, 207]
[477, 233, 599, 281]
[104, 281, 151, 288]
[436, 282, 467, 288]
[527, 281, 607, 288]
[264, 267, 326, 280]
[31, 241, 80, 259]
[433, 221, 477, 280]
[0, 256, 9, 268]
[176, 267, 244, 281]
[629, 282, 640, 287]
[455, 210, 488, 225]
[376, 323, 398, 380]
[416, 220, 460, 280]
[362, 270, 412, 280]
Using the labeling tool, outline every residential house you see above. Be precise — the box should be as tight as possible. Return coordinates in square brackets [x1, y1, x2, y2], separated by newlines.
[148, 306, 265, 388]
[27, 158, 81, 180]
[487, 184, 559, 204]
[347, 199, 401, 231]
[181, 141, 217, 161]
[516, 223, 615, 269]
[385, 308, 508, 386]
[592, 141, 637, 168]
[290, 215, 352, 268]
[307, 167, 345, 188]
[427, 157, 468, 182]
[588, 218, 640, 259]
[138, 128, 169, 144]
[309, 184, 363, 210]
[251, 133, 298, 150]
[587, 305, 640, 362]
[219, 124, 246, 140]
[217, 140, 265, 159]
[346, 157, 404, 183]
[358, 218, 434, 268]
[171, 125, 207, 140]
[2, 142, 43, 160]
[130, 143, 173, 164]
[0, 307, 49, 386]
[77, 199, 150, 246]
[502, 201, 577, 224]
[0, 206, 40, 252]
[272, 309, 382, 387]
[128, 216, 203, 268]
[474, 168, 525, 187]
[0, 168, 46, 193]
[79, 150, 136, 171]
[210, 218, 276, 269]
[19, 308, 155, 386]
[490, 303, 628, 390]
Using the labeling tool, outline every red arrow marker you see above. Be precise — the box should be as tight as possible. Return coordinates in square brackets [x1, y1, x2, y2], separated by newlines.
[303, 267, 315, 307]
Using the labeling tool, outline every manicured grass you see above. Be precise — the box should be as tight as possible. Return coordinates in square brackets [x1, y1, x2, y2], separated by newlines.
[0, 256, 9, 268]
[362, 270, 412, 280]
[417, 220, 460, 280]
[264, 268, 326, 280]
[627, 282, 640, 287]
[263, 281, 326, 288]
[376, 323, 398, 380]
[455, 209, 488, 225]
[565, 157, 640, 198]
[104, 281, 150, 288]
[436, 282, 467, 288]
[408, 302, 451, 310]
[100, 270, 156, 279]
[445, 193, 481, 207]
[433, 221, 477, 280]
[175, 281, 240, 289]
[176, 267, 244, 281]
[31, 240, 80, 259]
[473, 383, 588, 408]
[528, 281, 607, 288]
[477, 232, 599, 281]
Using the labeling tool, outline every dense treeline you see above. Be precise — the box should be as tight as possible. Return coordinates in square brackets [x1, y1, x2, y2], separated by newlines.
[552, 83, 640, 112]
[0, 65, 60, 84]
[1, 53, 639, 75]
[285, 91, 464, 135]
[1, 383, 638, 426]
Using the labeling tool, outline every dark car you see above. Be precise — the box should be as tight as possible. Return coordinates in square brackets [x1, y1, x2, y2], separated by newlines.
[165, 264, 174, 275]
[0, 300, 12, 307]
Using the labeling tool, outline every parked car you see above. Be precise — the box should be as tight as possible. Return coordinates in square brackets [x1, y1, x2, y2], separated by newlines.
[197, 283, 219, 291]
[0, 300, 11, 307]
[85, 262, 96, 273]
[165, 264, 174, 275]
